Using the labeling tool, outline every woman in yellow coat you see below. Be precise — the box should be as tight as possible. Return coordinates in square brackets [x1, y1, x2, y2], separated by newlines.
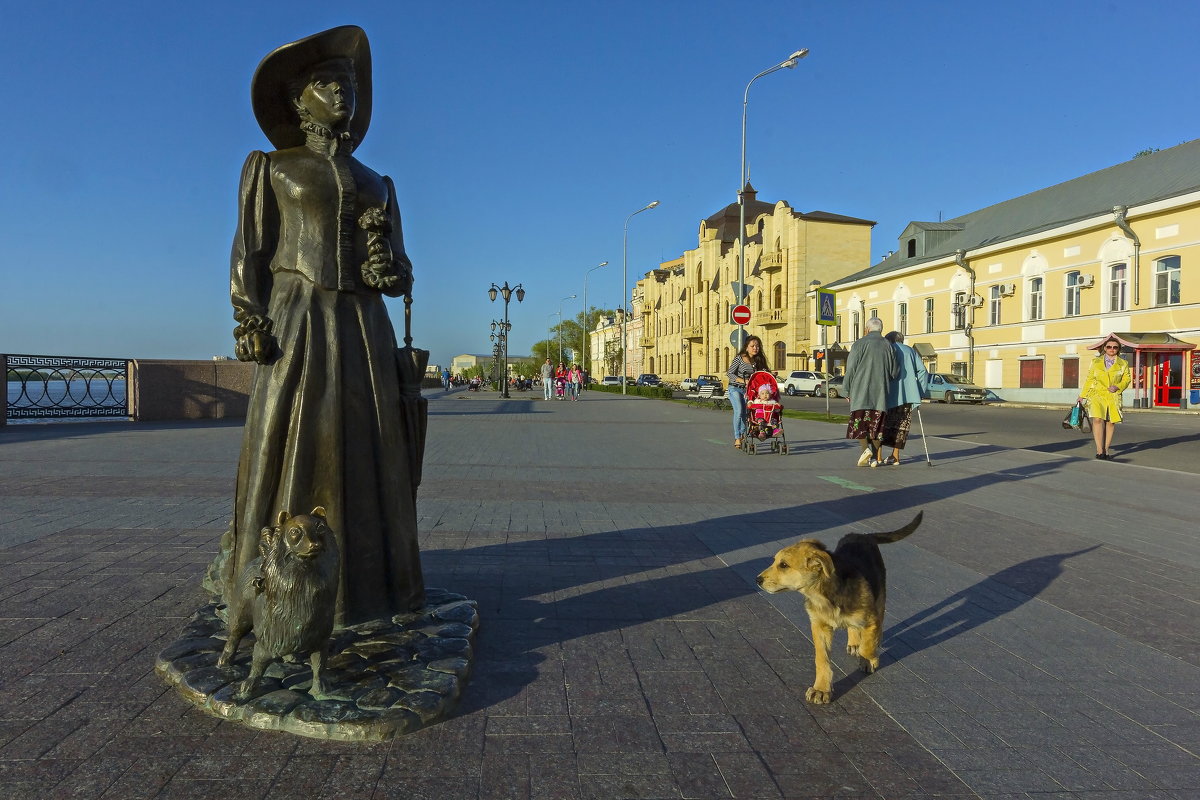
[1080, 338, 1132, 459]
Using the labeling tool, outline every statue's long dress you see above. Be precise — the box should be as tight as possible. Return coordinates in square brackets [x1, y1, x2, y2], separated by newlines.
[225, 133, 424, 626]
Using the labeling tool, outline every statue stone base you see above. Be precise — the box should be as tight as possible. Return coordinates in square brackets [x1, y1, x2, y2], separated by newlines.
[155, 588, 477, 741]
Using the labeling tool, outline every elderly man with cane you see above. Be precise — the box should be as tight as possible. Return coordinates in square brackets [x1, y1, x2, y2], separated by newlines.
[843, 317, 898, 467]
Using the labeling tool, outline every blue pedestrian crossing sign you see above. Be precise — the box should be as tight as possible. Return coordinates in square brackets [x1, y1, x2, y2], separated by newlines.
[816, 289, 837, 326]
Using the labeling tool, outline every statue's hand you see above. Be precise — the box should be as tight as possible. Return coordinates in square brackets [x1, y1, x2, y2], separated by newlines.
[235, 330, 276, 364]
[362, 254, 400, 291]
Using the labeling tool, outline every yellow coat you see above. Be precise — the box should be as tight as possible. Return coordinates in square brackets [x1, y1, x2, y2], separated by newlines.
[1081, 355, 1132, 422]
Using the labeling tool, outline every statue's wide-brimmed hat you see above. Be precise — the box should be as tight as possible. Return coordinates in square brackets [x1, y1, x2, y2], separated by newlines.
[251, 25, 372, 150]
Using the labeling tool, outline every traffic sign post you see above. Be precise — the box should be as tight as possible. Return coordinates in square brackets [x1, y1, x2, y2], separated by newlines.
[816, 288, 837, 326]
[731, 305, 751, 325]
[729, 328, 748, 350]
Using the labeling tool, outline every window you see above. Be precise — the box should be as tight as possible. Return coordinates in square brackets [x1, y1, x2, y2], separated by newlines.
[773, 341, 786, 370]
[907, 238, 916, 258]
[851, 311, 861, 340]
[869, 308, 878, 321]
[1065, 271, 1081, 316]
[773, 285, 783, 308]
[1062, 358, 1079, 389]
[1108, 262, 1128, 311]
[989, 285, 1002, 325]
[1028, 277, 1044, 321]
[1019, 359, 1044, 388]
[898, 303, 908, 335]
[925, 298, 934, 333]
[1155, 256, 1181, 305]
[756, 292, 762, 311]
[951, 361, 968, 378]
[952, 292, 967, 330]
[835, 314, 842, 343]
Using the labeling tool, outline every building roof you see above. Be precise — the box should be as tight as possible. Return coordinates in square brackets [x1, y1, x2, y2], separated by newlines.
[829, 139, 1200, 288]
[703, 183, 874, 242]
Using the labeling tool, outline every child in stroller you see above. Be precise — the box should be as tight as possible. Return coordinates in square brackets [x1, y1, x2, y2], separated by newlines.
[743, 371, 787, 454]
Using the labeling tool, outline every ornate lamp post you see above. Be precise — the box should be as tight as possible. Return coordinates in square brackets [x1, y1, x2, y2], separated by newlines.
[737, 49, 808, 346]
[488, 281, 525, 398]
[581, 261, 608, 378]
[622, 201, 660, 394]
[489, 319, 511, 391]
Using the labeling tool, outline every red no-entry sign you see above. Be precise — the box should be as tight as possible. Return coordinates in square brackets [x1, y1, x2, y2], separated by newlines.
[731, 305, 751, 325]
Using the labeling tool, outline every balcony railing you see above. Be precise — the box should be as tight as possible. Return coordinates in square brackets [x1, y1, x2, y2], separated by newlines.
[682, 324, 704, 340]
[761, 251, 785, 273]
[762, 308, 788, 325]
[638, 336, 655, 348]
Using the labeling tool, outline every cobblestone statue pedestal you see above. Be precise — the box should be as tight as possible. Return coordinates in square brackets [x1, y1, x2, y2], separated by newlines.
[157, 589, 477, 741]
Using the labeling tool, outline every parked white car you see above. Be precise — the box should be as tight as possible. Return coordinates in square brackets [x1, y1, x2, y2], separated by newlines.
[679, 377, 699, 391]
[600, 376, 622, 386]
[781, 370, 831, 396]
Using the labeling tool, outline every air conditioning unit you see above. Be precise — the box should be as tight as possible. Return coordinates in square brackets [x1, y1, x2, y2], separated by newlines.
[1078, 274, 1095, 288]
[968, 295, 985, 308]
[999, 282, 1016, 296]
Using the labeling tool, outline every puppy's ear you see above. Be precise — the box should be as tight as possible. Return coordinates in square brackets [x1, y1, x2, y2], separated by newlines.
[807, 550, 833, 578]
[259, 525, 278, 554]
[310, 506, 327, 519]
[276, 509, 290, 527]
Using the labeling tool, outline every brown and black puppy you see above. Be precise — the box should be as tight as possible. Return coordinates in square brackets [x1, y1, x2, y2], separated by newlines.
[756, 511, 922, 704]
[218, 507, 340, 701]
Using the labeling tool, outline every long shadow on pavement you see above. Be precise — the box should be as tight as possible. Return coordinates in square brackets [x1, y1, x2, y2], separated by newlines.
[424, 456, 1084, 713]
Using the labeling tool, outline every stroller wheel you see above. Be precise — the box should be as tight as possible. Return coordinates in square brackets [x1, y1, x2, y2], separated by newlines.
[748, 442, 756, 454]
[781, 443, 789, 455]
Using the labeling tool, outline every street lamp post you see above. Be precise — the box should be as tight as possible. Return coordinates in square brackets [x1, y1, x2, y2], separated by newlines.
[488, 281, 525, 398]
[582, 261, 608, 378]
[622, 201, 660, 394]
[557, 294, 576, 365]
[489, 319, 510, 390]
[737, 48, 808, 347]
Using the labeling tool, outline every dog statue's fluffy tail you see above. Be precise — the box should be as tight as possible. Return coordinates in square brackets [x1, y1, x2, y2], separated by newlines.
[872, 510, 923, 544]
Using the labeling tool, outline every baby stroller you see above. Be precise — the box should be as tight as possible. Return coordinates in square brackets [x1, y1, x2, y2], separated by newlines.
[742, 371, 787, 454]
[555, 377, 567, 399]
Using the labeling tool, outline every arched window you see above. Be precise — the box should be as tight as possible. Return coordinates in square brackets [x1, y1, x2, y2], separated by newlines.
[1155, 255, 1181, 305]
[773, 341, 786, 370]
[1108, 264, 1127, 312]
[1027, 279, 1044, 321]
[851, 311, 861, 340]
[773, 285, 783, 308]
[648, 356, 654, 372]
[907, 238, 917, 258]
[1065, 271, 1081, 317]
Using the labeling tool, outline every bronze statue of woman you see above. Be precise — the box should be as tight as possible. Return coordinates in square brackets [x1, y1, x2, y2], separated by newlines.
[217, 26, 424, 626]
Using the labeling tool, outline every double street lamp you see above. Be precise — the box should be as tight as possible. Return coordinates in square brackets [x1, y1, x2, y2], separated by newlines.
[622, 201, 660, 394]
[581, 261, 608, 377]
[488, 281, 525, 398]
[736, 48, 808, 346]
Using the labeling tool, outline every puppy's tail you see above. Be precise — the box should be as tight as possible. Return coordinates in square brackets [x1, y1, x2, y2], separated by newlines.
[872, 510, 923, 544]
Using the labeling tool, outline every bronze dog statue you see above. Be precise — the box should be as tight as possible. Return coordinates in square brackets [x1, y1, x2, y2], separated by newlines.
[218, 507, 340, 701]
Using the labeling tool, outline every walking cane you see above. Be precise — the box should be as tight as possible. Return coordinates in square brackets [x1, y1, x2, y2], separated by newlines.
[915, 404, 933, 466]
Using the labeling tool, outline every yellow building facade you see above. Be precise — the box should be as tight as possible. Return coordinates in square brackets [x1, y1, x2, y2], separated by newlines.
[630, 185, 874, 384]
[812, 141, 1200, 407]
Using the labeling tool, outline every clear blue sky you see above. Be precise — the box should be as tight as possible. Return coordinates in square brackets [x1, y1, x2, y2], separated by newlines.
[3, 0, 1198, 369]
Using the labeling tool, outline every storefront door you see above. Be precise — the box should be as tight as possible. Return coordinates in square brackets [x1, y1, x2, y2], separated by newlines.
[1151, 353, 1183, 407]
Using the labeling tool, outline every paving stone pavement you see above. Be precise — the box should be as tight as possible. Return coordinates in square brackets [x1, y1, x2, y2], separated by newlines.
[0, 388, 1197, 799]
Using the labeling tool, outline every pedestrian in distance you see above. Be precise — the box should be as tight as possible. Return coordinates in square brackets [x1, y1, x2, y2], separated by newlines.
[569, 364, 584, 400]
[540, 358, 554, 400]
[727, 335, 768, 448]
[880, 331, 929, 466]
[843, 317, 898, 467]
[1081, 337, 1132, 460]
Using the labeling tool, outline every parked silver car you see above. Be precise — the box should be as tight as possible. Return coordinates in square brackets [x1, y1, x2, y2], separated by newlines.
[927, 373, 987, 403]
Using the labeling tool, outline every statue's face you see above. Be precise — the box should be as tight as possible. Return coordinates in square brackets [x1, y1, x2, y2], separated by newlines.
[297, 64, 356, 129]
